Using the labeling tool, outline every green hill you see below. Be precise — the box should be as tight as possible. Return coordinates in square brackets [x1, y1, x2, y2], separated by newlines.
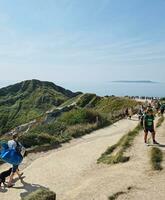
[0, 80, 139, 151]
[0, 79, 80, 134]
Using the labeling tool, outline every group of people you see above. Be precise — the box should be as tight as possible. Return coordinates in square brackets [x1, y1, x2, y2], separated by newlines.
[125, 99, 165, 146]
[138, 100, 165, 146]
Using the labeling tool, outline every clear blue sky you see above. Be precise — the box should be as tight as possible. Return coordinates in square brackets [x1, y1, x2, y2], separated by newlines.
[0, 0, 165, 85]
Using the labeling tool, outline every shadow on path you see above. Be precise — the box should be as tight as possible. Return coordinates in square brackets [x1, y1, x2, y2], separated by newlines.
[147, 144, 165, 148]
[12, 177, 49, 199]
[158, 144, 165, 148]
[0, 186, 8, 193]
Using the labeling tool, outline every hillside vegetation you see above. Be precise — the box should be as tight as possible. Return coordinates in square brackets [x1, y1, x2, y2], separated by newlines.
[0, 80, 139, 150]
[0, 79, 80, 134]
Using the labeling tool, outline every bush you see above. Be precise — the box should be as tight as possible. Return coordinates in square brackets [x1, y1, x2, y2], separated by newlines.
[30, 122, 66, 136]
[19, 133, 59, 148]
[151, 147, 163, 170]
[19, 133, 39, 148]
[64, 123, 98, 138]
[77, 93, 96, 107]
[94, 97, 138, 114]
[59, 109, 101, 125]
[22, 188, 56, 200]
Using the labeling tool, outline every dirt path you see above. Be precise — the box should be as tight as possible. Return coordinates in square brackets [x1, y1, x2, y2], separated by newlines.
[0, 117, 139, 200]
[117, 117, 165, 200]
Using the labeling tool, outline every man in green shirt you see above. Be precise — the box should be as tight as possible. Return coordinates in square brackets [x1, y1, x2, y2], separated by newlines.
[143, 108, 159, 145]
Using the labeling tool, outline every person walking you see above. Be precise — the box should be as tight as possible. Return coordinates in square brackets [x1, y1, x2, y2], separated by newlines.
[160, 104, 165, 115]
[128, 108, 133, 119]
[143, 108, 159, 146]
[125, 108, 129, 118]
[7, 133, 24, 187]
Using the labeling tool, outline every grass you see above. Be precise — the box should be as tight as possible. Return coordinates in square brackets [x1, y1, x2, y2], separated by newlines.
[150, 147, 163, 170]
[77, 93, 97, 107]
[60, 94, 82, 107]
[22, 188, 56, 200]
[16, 108, 109, 148]
[58, 108, 101, 125]
[94, 96, 138, 115]
[108, 187, 133, 200]
[156, 115, 164, 128]
[0, 122, 104, 164]
[109, 191, 126, 200]
[0, 90, 140, 158]
[98, 124, 142, 164]
[0, 79, 78, 134]
[0, 120, 109, 165]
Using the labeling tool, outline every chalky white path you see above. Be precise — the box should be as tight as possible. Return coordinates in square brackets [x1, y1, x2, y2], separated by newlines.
[0, 118, 138, 200]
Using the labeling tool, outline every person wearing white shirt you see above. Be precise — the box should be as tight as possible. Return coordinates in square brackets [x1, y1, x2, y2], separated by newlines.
[7, 133, 24, 188]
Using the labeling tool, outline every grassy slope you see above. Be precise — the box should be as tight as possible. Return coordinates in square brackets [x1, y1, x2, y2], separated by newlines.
[17, 108, 108, 148]
[94, 96, 138, 114]
[18, 95, 138, 149]
[0, 82, 139, 153]
[0, 80, 78, 134]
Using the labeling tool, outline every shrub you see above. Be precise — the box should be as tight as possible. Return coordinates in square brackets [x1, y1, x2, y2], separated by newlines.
[58, 109, 101, 125]
[19, 133, 59, 148]
[30, 122, 66, 136]
[77, 93, 96, 107]
[94, 97, 138, 114]
[151, 147, 163, 170]
[22, 188, 56, 200]
[19, 133, 39, 148]
[64, 123, 98, 138]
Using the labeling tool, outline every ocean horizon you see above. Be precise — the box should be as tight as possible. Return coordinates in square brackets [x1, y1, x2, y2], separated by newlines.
[0, 80, 165, 98]
[58, 81, 165, 98]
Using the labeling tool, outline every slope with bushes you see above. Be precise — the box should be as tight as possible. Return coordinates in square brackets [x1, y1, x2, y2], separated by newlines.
[19, 108, 108, 148]
[0, 80, 139, 151]
[0, 79, 80, 134]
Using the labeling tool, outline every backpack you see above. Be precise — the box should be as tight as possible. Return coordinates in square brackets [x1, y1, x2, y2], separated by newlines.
[16, 141, 26, 157]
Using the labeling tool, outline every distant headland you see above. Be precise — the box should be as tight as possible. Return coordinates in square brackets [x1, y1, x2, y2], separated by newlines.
[112, 80, 158, 84]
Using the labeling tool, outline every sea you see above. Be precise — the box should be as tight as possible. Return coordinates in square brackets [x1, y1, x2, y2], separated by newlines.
[59, 82, 165, 98]
[0, 81, 165, 98]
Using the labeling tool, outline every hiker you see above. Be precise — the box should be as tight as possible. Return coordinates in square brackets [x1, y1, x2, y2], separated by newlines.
[7, 133, 25, 187]
[155, 101, 161, 113]
[160, 104, 165, 115]
[125, 108, 129, 118]
[138, 106, 143, 121]
[128, 108, 133, 119]
[143, 108, 159, 145]
[139, 107, 146, 126]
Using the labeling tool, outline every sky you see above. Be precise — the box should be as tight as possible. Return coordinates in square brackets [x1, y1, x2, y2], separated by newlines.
[0, 0, 165, 87]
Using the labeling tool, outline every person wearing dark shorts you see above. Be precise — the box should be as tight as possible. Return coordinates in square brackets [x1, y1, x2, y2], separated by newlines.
[7, 133, 24, 187]
[143, 108, 159, 145]
[12, 165, 19, 173]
